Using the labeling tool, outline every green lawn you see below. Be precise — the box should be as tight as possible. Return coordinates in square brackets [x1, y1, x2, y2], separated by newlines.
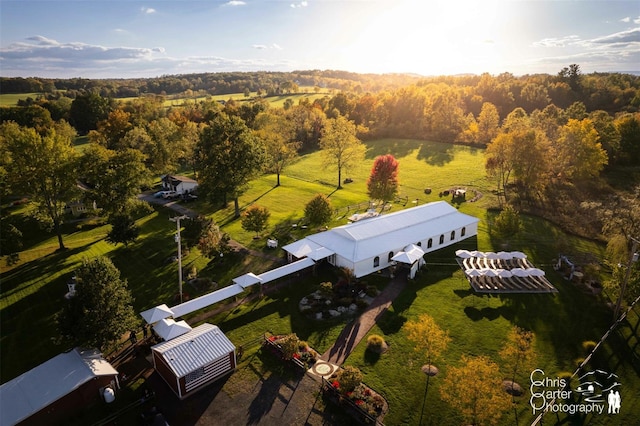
[1, 138, 638, 424]
[0, 93, 40, 106]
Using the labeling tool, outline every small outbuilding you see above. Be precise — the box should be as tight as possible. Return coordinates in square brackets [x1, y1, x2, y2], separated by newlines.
[0, 348, 119, 426]
[161, 175, 198, 195]
[151, 323, 236, 399]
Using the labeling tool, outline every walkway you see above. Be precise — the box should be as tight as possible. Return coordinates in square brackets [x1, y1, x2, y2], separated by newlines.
[321, 273, 407, 365]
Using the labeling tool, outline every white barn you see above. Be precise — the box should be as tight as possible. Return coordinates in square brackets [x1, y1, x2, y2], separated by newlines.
[283, 201, 479, 278]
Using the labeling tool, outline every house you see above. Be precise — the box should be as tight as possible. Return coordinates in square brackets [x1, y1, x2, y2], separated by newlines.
[161, 175, 198, 195]
[0, 348, 119, 426]
[283, 201, 480, 278]
[151, 323, 236, 399]
[64, 199, 97, 217]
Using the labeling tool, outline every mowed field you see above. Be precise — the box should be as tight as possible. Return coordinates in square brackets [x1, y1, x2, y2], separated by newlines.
[1, 138, 639, 425]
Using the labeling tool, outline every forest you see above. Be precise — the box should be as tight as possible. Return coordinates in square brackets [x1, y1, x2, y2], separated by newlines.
[2, 65, 639, 258]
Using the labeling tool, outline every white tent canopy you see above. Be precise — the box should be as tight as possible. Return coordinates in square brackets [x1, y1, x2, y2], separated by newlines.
[141, 304, 175, 324]
[153, 318, 192, 341]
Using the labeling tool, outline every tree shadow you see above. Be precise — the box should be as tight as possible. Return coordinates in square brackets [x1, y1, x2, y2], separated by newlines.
[416, 141, 455, 166]
[364, 138, 421, 160]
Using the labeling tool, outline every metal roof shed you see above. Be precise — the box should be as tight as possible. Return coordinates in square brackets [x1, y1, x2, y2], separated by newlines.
[0, 348, 118, 426]
[151, 323, 236, 399]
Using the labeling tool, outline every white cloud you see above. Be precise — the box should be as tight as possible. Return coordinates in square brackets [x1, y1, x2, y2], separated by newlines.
[290, 1, 308, 9]
[141, 7, 156, 14]
[532, 35, 581, 48]
[634, 16, 640, 24]
[26, 35, 59, 46]
[620, 17, 630, 23]
[590, 28, 640, 45]
[252, 43, 283, 50]
[0, 36, 295, 78]
[224, 1, 246, 6]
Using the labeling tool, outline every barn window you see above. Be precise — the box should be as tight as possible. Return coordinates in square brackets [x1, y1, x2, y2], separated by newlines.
[461, 227, 466, 237]
[451, 230, 456, 241]
[439, 234, 444, 245]
[388, 252, 394, 262]
[374, 256, 380, 267]
[427, 238, 433, 248]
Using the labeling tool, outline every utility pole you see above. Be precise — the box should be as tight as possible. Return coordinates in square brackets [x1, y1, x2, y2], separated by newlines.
[613, 236, 639, 321]
[170, 215, 188, 304]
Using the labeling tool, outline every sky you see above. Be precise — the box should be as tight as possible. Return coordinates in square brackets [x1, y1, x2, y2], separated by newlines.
[1, 0, 639, 79]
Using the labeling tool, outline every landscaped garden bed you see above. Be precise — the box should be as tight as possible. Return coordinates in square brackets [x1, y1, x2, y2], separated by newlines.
[322, 366, 388, 425]
[299, 278, 379, 320]
[262, 332, 320, 371]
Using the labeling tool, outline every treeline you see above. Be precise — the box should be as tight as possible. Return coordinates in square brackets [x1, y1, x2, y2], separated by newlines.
[0, 70, 421, 99]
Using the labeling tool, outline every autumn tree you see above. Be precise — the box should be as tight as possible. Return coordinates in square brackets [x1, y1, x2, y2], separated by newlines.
[90, 109, 133, 150]
[404, 314, 450, 370]
[440, 355, 511, 426]
[552, 118, 608, 181]
[405, 313, 451, 417]
[476, 102, 500, 145]
[367, 154, 399, 203]
[485, 132, 515, 204]
[55, 256, 138, 351]
[241, 205, 270, 237]
[615, 113, 640, 165]
[304, 194, 333, 226]
[197, 220, 230, 258]
[320, 115, 366, 189]
[499, 326, 537, 395]
[197, 113, 266, 217]
[1, 121, 79, 250]
[254, 112, 300, 186]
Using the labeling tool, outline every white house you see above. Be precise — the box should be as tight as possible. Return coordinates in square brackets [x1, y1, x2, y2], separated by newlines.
[161, 175, 198, 194]
[283, 201, 479, 278]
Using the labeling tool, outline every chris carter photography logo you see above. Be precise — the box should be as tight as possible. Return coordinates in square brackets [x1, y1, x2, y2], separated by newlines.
[530, 369, 622, 415]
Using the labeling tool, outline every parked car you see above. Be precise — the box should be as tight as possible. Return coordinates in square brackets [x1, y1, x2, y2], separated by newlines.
[181, 194, 198, 202]
[162, 191, 178, 199]
[153, 190, 169, 198]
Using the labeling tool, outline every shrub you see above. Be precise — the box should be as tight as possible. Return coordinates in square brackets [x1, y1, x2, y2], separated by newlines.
[493, 204, 522, 238]
[337, 366, 363, 393]
[319, 281, 333, 295]
[366, 334, 385, 351]
[582, 340, 597, 353]
[277, 334, 300, 360]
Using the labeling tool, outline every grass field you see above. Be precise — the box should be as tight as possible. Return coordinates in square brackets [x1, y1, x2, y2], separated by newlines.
[1, 138, 638, 425]
[0, 93, 40, 106]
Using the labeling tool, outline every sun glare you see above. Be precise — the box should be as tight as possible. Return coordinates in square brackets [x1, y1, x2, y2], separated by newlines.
[345, 0, 504, 75]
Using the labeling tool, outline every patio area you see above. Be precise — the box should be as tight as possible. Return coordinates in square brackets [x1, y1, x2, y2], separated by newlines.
[455, 250, 557, 294]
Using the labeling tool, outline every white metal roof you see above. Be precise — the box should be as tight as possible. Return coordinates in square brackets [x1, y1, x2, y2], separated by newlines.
[257, 257, 315, 284]
[0, 348, 117, 426]
[140, 303, 175, 324]
[171, 284, 244, 318]
[153, 318, 193, 341]
[152, 323, 236, 378]
[285, 202, 479, 263]
[232, 272, 263, 289]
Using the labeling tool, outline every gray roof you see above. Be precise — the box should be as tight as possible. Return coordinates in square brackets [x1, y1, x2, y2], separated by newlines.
[0, 348, 118, 426]
[152, 323, 235, 378]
